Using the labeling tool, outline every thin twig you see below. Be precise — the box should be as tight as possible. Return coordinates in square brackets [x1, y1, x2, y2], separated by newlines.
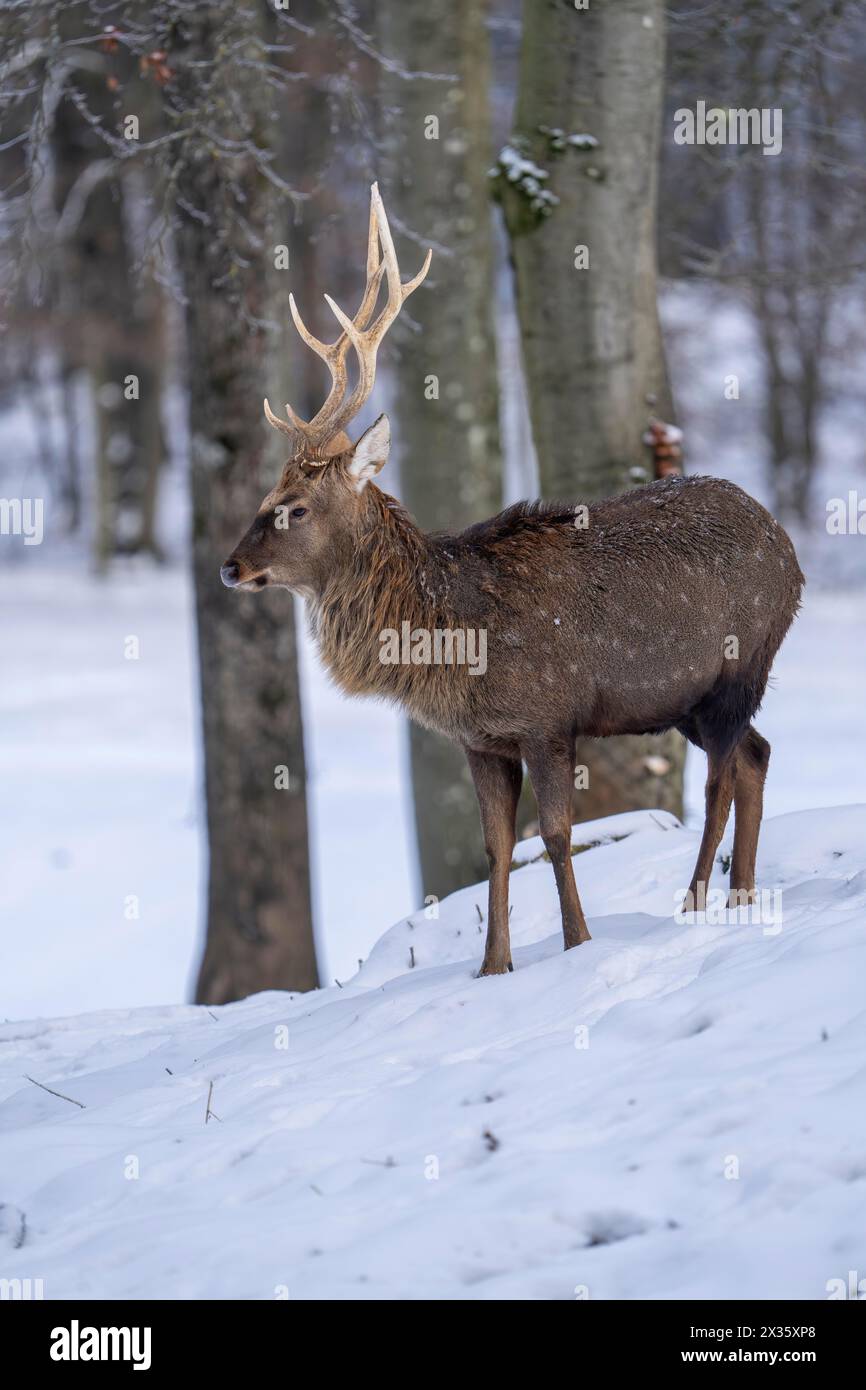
[24, 1074, 85, 1108]
[205, 1080, 221, 1124]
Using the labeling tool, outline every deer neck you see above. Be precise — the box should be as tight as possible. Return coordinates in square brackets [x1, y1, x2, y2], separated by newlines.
[310, 487, 455, 712]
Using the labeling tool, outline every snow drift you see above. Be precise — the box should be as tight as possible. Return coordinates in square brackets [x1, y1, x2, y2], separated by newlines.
[2, 806, 865, 1300]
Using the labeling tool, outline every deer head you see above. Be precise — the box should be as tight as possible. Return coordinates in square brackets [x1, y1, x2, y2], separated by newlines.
[220, 184, 431, 595]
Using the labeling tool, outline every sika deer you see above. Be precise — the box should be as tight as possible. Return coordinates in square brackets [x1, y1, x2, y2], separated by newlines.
[221, 185, 803, 976]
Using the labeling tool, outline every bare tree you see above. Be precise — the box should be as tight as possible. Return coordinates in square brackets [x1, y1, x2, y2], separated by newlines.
[2, 9, 167, 561]
[168, 6, 318, 1003]
[497, 0, 685, 823]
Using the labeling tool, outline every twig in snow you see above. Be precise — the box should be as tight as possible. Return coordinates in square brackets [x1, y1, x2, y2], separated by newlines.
[205, 1080, 221, 1124]
[24, 1074, 85, 1109]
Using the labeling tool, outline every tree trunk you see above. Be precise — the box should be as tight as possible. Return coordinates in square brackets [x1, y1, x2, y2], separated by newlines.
[173, 9, 318, 1003]
[500, 0, 685, 825]
[50, 36, 166, 567]
[376, 0, 503, 902]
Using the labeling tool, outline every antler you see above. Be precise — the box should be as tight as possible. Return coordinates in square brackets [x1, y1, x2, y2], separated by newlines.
[264, 183, 432, 461]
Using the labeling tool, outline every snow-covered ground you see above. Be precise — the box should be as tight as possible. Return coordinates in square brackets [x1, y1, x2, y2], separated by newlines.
[2, 806, 864, 1300]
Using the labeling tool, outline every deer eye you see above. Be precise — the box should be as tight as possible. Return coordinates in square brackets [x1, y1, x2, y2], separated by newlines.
[290, 506, 308, 519]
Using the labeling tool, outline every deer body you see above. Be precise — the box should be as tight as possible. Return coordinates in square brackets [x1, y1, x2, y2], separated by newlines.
[222, 186, 803, 977]
[313, 474, 799, 747]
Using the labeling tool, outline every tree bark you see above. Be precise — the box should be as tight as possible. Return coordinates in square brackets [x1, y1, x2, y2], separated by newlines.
[173, 9, 318, 1003]
[376, 0, 503, 902]
[500, 0, 685, 824]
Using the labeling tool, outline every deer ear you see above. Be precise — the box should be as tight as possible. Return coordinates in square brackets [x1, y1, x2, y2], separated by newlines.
[348, 414, 390, 491]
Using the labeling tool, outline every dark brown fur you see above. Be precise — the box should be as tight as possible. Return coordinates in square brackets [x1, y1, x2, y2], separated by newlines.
[225, 458, 803, 976]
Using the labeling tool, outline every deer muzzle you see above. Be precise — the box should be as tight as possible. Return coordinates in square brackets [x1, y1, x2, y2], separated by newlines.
[220, 558, 270, 591]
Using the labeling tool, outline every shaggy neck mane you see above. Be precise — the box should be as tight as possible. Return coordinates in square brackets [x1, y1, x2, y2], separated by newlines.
[312, 486, 455, 713]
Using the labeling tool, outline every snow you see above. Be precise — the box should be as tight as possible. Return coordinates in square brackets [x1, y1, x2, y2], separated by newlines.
[492, 144, 559, 215]
[2, 804, 865, 1300]
[0, 564, 201, 1019]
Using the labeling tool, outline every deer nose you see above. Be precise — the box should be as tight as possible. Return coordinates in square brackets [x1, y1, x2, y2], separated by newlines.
[220, 561, 241, 588]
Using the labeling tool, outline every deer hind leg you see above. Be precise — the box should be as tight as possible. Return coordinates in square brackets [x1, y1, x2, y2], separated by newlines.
[729, 727, 770, 907]
[523, 736, 591, 951]
[685, 743, 737, 913]
[465, 747, 523, 977]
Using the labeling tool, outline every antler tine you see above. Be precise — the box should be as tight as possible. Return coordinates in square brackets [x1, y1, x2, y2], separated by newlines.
[363, 186, 431, 325]
[286, 190, 386, 441]
[400, 247, 433, 302]
[369, 182, 405, 323]
[284, 401, 311, 433]
[266, 185, 431, 454]
[288, 237, 384, 365]
[287, 291, 351, 433]
[366, 183, 381, 280]
[263, 397, 299, 439]
[301, 260, 386, 433]
[320, 185, 432, 440]
[322, 293, 375, 412]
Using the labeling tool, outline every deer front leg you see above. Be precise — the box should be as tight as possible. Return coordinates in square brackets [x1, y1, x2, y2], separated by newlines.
[465, 747, 523, 976]
[523, 737, 591, 950]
